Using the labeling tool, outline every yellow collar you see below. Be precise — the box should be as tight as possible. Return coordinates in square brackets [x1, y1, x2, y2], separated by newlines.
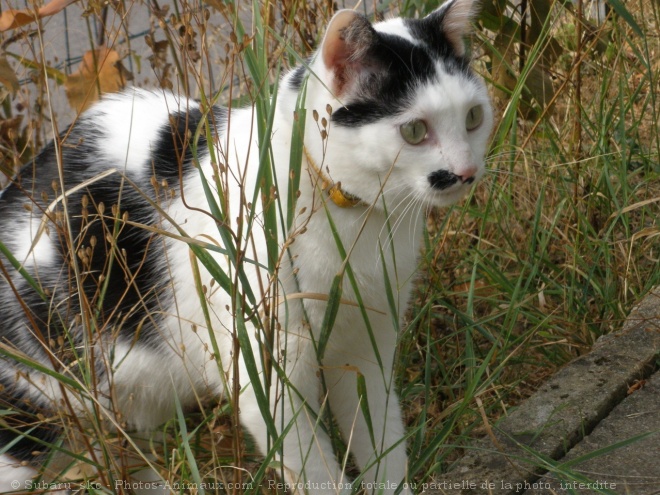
[304, 148, 367, 208]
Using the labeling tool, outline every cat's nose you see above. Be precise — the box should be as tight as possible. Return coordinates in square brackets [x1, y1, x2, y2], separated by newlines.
[457, 167, 478, 184]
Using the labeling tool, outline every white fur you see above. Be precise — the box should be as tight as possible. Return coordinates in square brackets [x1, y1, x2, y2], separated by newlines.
[0, 454, 39, 493]
[11, 215, 55, 270]
[0, 454, 70, 495]
[376, 17, 421, 44]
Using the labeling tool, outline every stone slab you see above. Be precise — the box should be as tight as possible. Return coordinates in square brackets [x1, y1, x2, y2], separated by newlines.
[524, 370, 660, 494]
[421, 288, 660, 494]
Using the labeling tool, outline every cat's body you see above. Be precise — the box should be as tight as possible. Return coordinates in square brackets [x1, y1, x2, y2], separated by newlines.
[0, 1, 492, 493]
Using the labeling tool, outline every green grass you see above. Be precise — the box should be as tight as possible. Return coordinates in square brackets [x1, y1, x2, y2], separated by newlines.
[1, 0, 660, 493]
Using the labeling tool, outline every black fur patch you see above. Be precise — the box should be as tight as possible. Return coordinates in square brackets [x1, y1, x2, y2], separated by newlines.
[151, 105, 225, 181]
[0, 378, 61, 462]
[331, 32, 436, 127]
[406, 6, 480, 80]
[405, 14, 457, 59]
[405, 15, 474, 77]
[288, 65, 307, 91]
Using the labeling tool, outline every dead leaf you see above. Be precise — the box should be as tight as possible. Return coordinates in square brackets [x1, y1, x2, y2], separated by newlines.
[627, 379, 647, 395]
[0, 9, 37, 31]
[145, 35, 172, 89]
[201, 0, 224, 11]
[145, 35, 169, 67]
[0, 52, 20, 93]
[0, 115, 24, 176]
[65, 46, 132, 113]
[0, 0, 77, 32]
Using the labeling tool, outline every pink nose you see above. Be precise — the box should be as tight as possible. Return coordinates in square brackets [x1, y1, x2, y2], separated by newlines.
[458, 167, 478, 184]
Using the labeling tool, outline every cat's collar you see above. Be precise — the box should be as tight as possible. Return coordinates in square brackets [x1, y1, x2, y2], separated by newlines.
[304, 148, 367, 208]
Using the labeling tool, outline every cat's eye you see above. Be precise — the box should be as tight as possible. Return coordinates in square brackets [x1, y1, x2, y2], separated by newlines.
[466, 105, 484, 131]
[400, 120, 428, 145]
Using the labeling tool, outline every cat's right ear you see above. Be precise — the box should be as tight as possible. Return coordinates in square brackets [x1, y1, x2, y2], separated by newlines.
[425, 0, 479, 56]
[320, 10, 377, 96]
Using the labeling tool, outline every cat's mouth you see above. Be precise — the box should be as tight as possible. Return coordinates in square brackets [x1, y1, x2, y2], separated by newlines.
[423, 169, 481, 207]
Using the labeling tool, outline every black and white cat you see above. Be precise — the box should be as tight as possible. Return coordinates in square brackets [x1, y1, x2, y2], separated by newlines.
[0, 0, 492, 493]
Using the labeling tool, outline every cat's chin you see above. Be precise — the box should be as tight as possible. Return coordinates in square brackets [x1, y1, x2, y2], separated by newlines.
[424, 184, 476, 208]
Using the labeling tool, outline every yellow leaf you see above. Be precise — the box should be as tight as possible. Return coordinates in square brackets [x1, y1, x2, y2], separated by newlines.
[64, 46, 132, 113]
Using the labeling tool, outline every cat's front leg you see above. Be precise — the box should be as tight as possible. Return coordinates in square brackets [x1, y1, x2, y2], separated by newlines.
[236, 339, 353, 494]
[323, 350, 411, 495]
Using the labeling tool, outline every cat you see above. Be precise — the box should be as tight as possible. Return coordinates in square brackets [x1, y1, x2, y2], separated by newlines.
[0, 0, 493, 493]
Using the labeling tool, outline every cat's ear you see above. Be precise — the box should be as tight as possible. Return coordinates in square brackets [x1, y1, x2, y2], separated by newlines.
[320, 10, 377, 95]
[426, 0, 479, 56]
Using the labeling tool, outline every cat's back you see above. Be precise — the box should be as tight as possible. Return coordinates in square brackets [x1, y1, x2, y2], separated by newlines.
[0, 88, 226, 250]
[2, 89, 217, 197]
[0, 88, 229, 354]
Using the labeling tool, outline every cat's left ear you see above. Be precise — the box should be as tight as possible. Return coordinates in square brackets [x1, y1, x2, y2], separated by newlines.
[426, 0, 479, 56]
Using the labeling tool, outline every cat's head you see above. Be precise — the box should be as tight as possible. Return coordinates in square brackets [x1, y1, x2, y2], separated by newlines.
[297, 0, 493, 211]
